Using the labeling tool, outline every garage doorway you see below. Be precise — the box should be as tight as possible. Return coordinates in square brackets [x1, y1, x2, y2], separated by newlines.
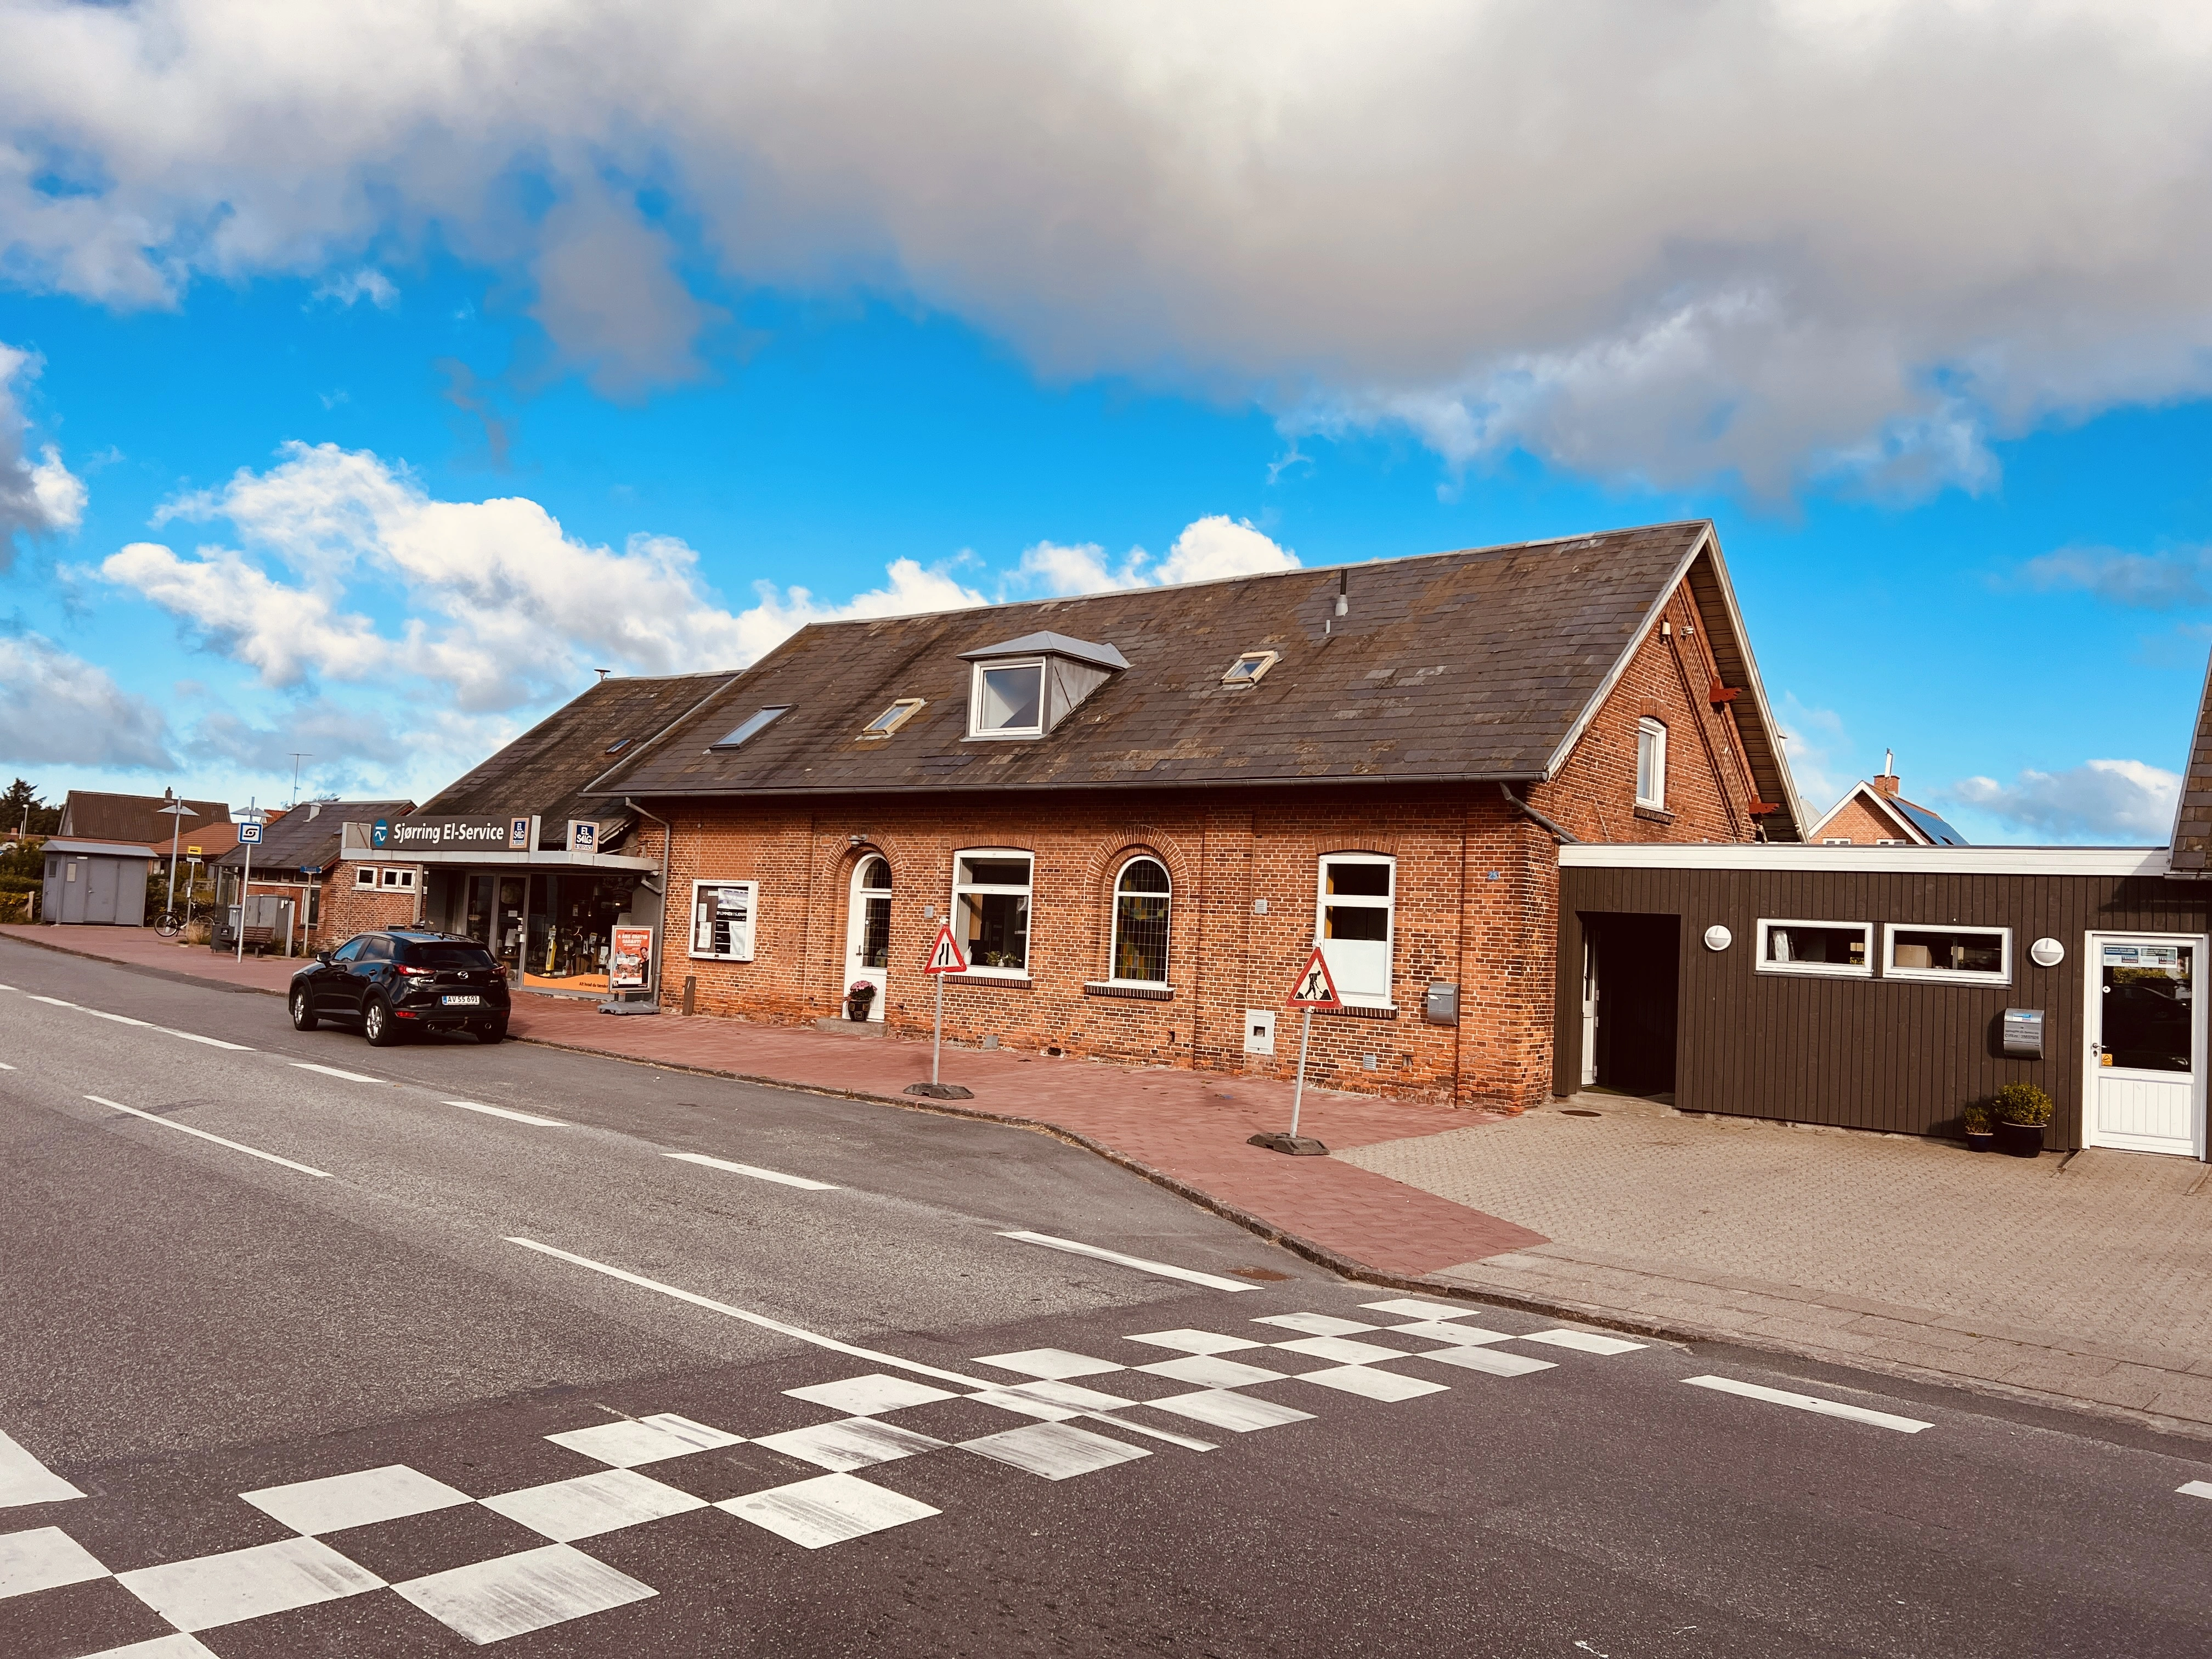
[1579, 912, 1680, 1099]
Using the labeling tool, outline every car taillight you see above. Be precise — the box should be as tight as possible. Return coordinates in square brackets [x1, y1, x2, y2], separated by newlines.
[396, 963, 433, 977]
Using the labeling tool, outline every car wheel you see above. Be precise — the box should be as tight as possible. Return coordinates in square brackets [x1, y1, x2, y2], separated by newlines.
[289, 988, 318, 1031]
[362, 996, 402, 1047]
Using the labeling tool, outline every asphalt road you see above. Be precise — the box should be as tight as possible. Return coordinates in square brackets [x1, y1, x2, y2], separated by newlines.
[3, 936, 2210, 1657]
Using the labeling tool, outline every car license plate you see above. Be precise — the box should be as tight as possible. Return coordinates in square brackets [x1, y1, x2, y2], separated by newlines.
[441, 995, 482, 1006]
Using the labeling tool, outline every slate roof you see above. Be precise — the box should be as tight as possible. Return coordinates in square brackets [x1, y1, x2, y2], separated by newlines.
[2168, 650, 2212, 872]
[59, 791, 229, 848]
[216, 800, 415, 873]
[1891, 796, 1967, 847]
[414, 670, 741, 848]
[600, 521, 1805, 837]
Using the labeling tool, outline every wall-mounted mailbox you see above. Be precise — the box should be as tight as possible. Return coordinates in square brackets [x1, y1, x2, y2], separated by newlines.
[1424, 982, 1459, 1025]
[2001, 1008, 2044, 1059]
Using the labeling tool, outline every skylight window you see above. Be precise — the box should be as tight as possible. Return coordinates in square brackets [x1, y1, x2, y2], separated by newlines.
[1221, 650, 1280, 687]
[603, 736, 634, 757]
[860, 698, 925, 740]
[710, 706, 791, 751]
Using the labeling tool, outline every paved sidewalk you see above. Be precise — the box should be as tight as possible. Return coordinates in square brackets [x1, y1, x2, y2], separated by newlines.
[0, 923, 1540, 1277]
[1342, 1093, 2212, 1437]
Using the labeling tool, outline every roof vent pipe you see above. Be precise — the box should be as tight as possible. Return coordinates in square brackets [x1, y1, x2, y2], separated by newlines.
[1335, 570, 1349, 619]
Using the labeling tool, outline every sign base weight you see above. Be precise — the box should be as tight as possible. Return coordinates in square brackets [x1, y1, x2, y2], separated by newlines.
[1248, 1131, 1329, 1156]
[907, 1081, 975, 1100]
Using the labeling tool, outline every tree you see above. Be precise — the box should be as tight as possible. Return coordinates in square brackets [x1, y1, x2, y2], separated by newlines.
[2, 779, 59, 836]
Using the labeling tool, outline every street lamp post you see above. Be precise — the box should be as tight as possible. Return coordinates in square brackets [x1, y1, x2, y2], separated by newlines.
[159, 796, 197, 921]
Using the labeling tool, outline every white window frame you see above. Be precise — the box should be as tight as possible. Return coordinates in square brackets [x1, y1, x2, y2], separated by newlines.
[1755, 917, 1873, 979]
[355, 866, 379, 889]
[1882, 922, 2012, 986]
[951, 848, 1034, 978]
[1314, 851, 1396, 1009]
[379, 866, 417, 891]
[1635, 718, 1668, 810]
[967, 659, 1047, 741]
[859, 697, 926, 740]
[1107, 855, 1172, 987]
[689, 878, 758, 962]
[1221, 650, 1280, 688]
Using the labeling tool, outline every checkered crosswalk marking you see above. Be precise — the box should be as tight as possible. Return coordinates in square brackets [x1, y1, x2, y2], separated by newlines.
[2, 1302, 1645, 1648]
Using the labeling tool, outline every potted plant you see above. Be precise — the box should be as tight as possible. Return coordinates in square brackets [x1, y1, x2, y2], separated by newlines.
[1961, 1100, 1995, 1153]
[1991, 1082, 2053, 1158]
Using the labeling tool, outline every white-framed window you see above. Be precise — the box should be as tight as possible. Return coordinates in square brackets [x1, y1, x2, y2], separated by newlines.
[1635, 718, 1668, 809]
[968, 660, 1046, 739]
[860, 697, 926, 739]
[690, 879, 758, 961]
[1316, 852, 1395, 1007]
[1221, 650, 1280, 688]
[355, 866, 379, 889]
[1884, 923, 2011, 985]
[1109, 856, 1171, 985]
[1822, 837, 1852, 846]
[380, 867, 417, 891]
[1756, 918, 1872, 978]
[710, 706, 789, 751]
[952, 850, 1032, 974]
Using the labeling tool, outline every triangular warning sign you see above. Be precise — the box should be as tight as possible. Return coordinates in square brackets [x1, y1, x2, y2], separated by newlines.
[1286, 945, 1340, 1008]
[922, 920, 969, 975]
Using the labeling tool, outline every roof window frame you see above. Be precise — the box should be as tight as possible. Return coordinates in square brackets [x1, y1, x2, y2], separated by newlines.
[967, 658, 1047, 742]
[859, 697, 926, 741]
[1221, 649, 1281, 688]
[709, 705, 792, 752]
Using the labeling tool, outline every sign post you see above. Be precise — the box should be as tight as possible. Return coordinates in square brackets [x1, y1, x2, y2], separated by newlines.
[233, 812, 264, 963]
[908, 921, 974, 1099]
[1249, 945, 1339, 1155]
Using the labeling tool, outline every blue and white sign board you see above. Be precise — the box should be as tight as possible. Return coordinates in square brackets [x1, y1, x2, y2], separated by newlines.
[566, 819, 599, 854]
[236, 820, 263, 845]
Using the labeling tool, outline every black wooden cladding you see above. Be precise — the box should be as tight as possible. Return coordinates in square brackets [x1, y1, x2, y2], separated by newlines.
[1555, 865, 2211, 1148]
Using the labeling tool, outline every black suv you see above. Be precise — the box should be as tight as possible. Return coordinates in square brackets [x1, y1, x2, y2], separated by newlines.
[290, 930, 511, 1046]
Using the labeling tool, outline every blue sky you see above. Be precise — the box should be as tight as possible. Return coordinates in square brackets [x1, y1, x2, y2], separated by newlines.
[4, 4, 2210, 843]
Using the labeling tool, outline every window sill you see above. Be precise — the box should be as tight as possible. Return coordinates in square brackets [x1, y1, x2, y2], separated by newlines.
[1882, 969, 2012, 987]
[1753, 963, 1871, 980]
[955, 971, 1032, 987]
[1084, 981, 1173, 1002]
[1323, 1002, 1399, 1020]
[1634, 804, 1673, 823]
[686, 952, 754, 964]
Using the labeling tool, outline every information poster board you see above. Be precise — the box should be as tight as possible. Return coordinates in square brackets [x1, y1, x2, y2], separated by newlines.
[610, 926, 654, 991]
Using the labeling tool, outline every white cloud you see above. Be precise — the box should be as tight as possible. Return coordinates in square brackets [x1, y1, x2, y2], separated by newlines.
[313, 268, 398, 308]
[103, 539, 390, 686]
[1948, 759, 2181, 843]
[9, 5, 2212, 493]
[1154, 516, 1300, 585]
[0, 342, 86, 562]
[1001, 516, 1296, 599]
[1775, 694, 1852, 823]
[0, 633, 173, 769]
[2019, 544, 2212, 610]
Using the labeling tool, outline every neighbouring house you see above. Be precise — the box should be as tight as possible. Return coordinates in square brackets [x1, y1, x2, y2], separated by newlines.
[554, 520, 1805, 1108]
[1806, 753, 1968, 846]
[1553, 655, 2212, 1160]
[213, 799, 417, 953]
[341, 673, 730, 996]
[59, 789, 233, 885]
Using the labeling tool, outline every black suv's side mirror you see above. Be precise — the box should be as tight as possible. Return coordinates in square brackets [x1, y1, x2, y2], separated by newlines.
[314, 950, 333, 964]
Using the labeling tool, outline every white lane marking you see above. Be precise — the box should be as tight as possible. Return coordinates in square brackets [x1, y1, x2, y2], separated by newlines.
[973, 1348, 1125, 1380]
[1362, 1296, 1479, 1319]
[481, 1469, 706, 1542]
[393, 1543, 654, 1644]
[1391, 1319, 1516, 1345]
[0, 1524, 109, 1599]
[1136, 1354, 1288, 1390]
[719, 1472, 938, 1549]
[996, 1230, 1259, 1292]
[1294, 1365, 1449, 1402]
[1522, 1329, 1646, 1356]
[1683, 1374, 1933, 1434]
[545, 1415, 744, 1469]
[957, 1422, 1150, 1480]
[1144, 1390, 1316, 1432]
[116, 1534, 383, 1631]
[82, 1636, 221, 1658]
[1417, 1344, 1556, 1378]
[662, 1150, 836, 1189]
[1124, 1328, 1266, 1356]
[505, 1237, 1217, 1452]
[445, 1098, 567, 1127]
[751, 1418, 946, 1472]
[1269, 1334, 1403, 1365]
[242, 1465, 471, 1536]
[23, 997, 251, 1050]
[0, 1427, 86, 1508]
[1254, 1311, 1376, 1336]
[0, 1062, 15, 1070]
[85, 1096, 332, 1180]
[783, 1375, 957, 1417]
[289, 1062, 381, 1084]
[2177, 1480, 2212, 1499]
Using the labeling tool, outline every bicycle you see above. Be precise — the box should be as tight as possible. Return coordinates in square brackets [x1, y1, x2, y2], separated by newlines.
[153, 909, 184, 938]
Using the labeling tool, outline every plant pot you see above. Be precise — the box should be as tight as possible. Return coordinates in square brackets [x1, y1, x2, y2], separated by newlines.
[1965, 1130, 1995, 1153]
[1995, 1120, 2045, 1158]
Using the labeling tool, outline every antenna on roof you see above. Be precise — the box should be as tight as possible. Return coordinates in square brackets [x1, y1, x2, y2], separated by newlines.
[1335, 569, 1349, 619]
[596, 668, 612, 682]
[1884, 748, 1895, 776]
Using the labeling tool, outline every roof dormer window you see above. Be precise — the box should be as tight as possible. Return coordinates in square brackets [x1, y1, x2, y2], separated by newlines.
[710, 706, 790, 751]
[860, 698, 926, 740]
[1221, 649, 1279, 687]
[970, 661, 1045, 738]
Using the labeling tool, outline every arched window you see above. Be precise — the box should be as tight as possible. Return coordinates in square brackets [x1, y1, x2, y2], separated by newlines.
[1111, 856, 1171, 984]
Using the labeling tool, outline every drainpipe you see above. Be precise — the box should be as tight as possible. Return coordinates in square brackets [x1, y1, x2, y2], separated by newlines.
[625, 797, 673, 1003]
[1499, 782, 1579, 844]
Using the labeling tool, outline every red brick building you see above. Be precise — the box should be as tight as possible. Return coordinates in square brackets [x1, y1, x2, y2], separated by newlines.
[213, 798, 416, 953]
[587, 521, 1805, 1109]
[1806, 756, 1968, 847]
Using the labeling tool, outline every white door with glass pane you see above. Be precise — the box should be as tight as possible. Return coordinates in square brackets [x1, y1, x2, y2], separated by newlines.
[844, 856, 891, 1020]
[2085, 933, 2206, 1159]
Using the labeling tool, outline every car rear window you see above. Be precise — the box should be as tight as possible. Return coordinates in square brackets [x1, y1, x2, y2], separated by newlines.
[403, 943, 501, 970]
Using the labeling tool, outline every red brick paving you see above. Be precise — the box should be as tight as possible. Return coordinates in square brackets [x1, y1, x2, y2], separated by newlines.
[1, 924, 1545, 1276]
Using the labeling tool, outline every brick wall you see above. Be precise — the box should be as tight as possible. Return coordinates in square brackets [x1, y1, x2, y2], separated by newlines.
[311, 861, 423, 943]
[651, 578, 1769, 1110]
[1809, 792, 1904, 845]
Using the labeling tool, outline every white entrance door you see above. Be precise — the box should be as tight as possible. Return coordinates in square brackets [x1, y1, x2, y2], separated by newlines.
[1580, 936, 1600, 1088]
[845, 855, 892, 1022]
[2085, 933, 2207, 1159]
